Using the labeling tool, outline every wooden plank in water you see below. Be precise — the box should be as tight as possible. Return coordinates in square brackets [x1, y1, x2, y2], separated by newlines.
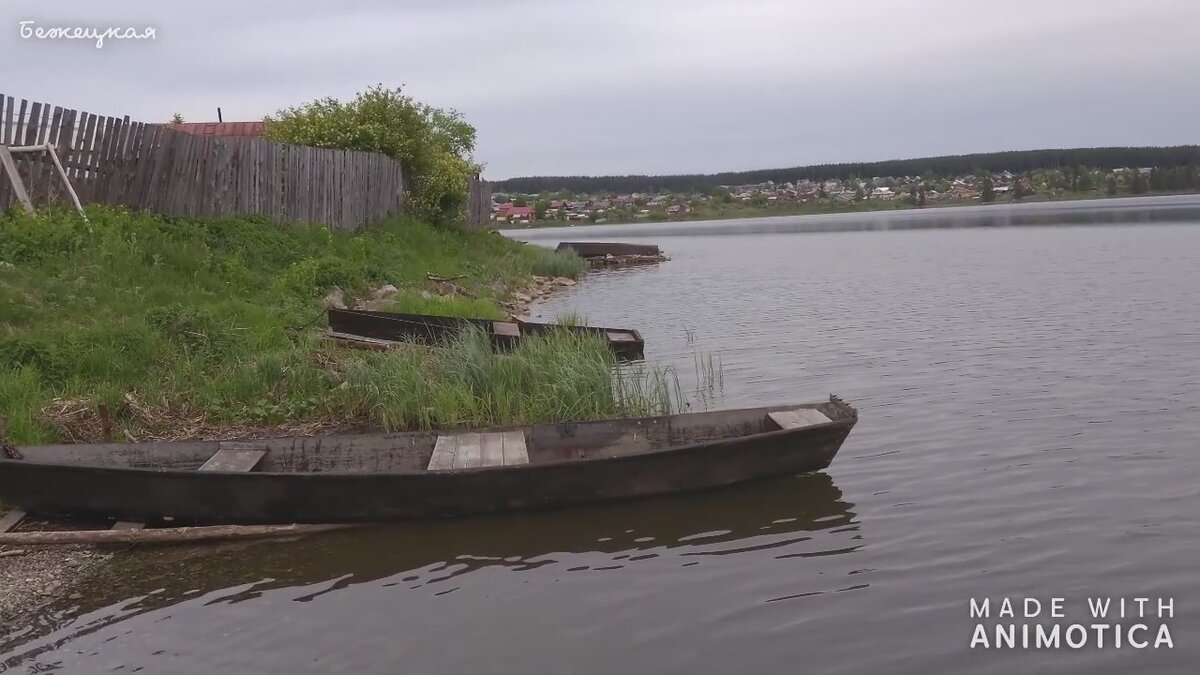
[200, 446, 266, 472]
[0, 509, 26, 534]
[768, 409, 831, 430]
[453, 433, 482, 469]
[606, 331, 638, 342]
[502, 430, 529, 465]
[479, 432, 505, 467]
[428, 435, 457, 470]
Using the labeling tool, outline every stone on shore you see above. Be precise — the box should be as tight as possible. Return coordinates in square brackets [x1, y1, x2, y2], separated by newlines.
[321, 287, 347, 310]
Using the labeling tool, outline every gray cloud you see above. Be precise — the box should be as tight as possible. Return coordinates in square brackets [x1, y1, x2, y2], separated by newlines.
[2, 0, 1197, 178]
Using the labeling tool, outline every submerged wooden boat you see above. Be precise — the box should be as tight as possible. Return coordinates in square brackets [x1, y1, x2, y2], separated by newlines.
[0, 397, 856, 525]
[556, 241, 661, 258]
[327, 308, 645, 359]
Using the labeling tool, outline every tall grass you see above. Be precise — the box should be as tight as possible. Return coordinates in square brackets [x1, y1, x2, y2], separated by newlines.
[0, 207, 599, 444]
[528, 247, 585, 278]
[329, 326, 671, 430]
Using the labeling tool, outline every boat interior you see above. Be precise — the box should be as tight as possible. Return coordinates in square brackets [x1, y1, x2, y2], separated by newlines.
[10, 400, 854, 474]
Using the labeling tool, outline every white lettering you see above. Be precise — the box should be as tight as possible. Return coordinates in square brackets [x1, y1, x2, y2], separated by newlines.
[1050, 597, 1065, 618]
[999, 598, 1014, 618]
[996, 624, 1015, 649]
[16, 20, 156, 48]
[1091, 624, 1109, 648]
[1065, 624, 1087, 649]
[1088, 597, 1110, 618]
[1036, 624, 1060, 648]
[1134, 597, 1148, 617]
[1155, 625, 1173, 649]
[1129, 624, 1147, 648]
[970, 624, 989, 648]
[1159, 597, 1174, 618]
[1024, 598, 1041, 617]
[970, 598, 990, 618]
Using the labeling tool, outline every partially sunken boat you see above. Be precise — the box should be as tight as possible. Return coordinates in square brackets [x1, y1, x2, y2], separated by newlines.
[556, 241, 662, 258]
[0, 397, 857, 525]
[326, 309, 645, 359]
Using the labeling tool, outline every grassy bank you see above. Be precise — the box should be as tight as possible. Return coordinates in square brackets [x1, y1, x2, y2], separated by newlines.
[0, 207, 662, 446]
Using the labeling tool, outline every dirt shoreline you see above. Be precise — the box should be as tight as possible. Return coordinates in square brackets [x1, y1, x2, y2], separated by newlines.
[0, 521, 111, 632]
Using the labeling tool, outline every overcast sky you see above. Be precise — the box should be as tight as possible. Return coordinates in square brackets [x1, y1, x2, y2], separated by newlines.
[3, 0, 1199, 178]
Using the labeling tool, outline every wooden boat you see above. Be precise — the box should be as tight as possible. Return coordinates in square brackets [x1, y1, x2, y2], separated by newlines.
[327, 308, 645, 359]
[0, 397, 857, 525]
[556, 241, 661, 258]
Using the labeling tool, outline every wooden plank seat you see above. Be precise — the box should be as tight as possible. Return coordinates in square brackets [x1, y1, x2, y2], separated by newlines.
[428, 431, 528, 470]
[492, 321, 520, 338]
[768, 408, 831, 430]
[114, 442, 266, 530]
[606, 331, 638, 343]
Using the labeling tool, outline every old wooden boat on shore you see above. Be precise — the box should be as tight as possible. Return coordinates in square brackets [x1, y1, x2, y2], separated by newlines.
[0, 397, 857, 525]
[556, 241, 661, 258]
[327, 308, 645, 359]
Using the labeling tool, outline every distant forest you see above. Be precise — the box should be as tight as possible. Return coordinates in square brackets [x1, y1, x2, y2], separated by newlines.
[494, 146, 1200, 195]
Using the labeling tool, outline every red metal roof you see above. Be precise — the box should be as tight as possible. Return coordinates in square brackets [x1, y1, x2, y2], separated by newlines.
[168, 121, 265, 137]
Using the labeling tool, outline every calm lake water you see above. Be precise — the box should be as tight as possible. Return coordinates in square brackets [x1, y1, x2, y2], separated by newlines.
[4, 196, 1199, 673]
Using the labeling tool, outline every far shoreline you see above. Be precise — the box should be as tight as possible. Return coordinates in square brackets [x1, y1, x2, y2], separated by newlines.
[500, 193, 1200, 238]
[498, 192, 1200, 234]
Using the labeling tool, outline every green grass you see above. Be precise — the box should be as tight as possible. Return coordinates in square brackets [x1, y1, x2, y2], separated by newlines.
[382, 293, 505, 320]
[0, 206, 651, 445]
[528, 248, 585, 278]
[333, 326, 671, 430]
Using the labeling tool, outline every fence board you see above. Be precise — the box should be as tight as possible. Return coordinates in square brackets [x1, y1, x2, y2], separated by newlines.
[1, 94, 422, 227]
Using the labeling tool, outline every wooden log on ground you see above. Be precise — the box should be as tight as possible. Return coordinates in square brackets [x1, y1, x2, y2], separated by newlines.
[0, 523, 362, 547]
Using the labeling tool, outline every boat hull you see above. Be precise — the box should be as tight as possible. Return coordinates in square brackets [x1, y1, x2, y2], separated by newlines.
[327, 309, 645, 359]
[0, 410, 854, 525]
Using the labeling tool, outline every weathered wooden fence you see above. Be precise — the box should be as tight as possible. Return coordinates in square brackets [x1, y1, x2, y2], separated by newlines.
[464, 176, 493, 229]
[0, 93, 410, 230]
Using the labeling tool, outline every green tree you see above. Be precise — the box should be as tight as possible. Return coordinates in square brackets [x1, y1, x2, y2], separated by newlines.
[918, 185, 927, 207]
[853, 185, 865, 202]
[1130, 171, 1149, 194]
[710, 186, 733, 204]
[1106, 175, 1119, 196]
[534, 199, 549, 220]
[980, 176, 996, 203]
[1075, 166, 1094, 192]
[1149, 168, 1168, 192]
[169, 113, 185, 124]
[513, 196, 528, 207]
[263, 83, 479, 225]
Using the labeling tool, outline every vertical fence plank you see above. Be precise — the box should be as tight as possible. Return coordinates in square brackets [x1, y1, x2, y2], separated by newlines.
[3, 95, 416, 229]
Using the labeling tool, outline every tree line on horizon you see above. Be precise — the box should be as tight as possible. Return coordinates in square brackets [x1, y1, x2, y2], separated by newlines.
[494, 146, 1200, 195]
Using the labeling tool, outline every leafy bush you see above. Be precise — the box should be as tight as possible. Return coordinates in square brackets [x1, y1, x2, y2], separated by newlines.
[263, 84, 480, 225]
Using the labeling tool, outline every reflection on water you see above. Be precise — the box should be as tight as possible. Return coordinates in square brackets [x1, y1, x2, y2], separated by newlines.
[2, 475, 860, 671]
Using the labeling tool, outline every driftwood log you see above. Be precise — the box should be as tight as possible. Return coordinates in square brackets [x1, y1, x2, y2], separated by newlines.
[0, 523, 362, 547]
